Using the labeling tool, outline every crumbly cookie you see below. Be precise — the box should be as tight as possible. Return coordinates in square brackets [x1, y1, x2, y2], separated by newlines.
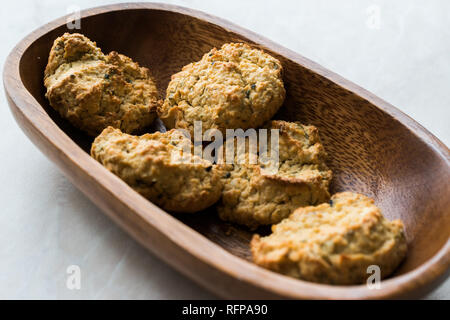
[158, 43, 285, 137]
[44, 33, 160, 136]
[91, 127, 223, 213]
[217, 120, 332, 229]
[251, 192, 407, 284]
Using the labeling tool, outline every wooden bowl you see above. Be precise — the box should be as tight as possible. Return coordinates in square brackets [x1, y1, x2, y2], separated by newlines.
[4, 3, 449, 299]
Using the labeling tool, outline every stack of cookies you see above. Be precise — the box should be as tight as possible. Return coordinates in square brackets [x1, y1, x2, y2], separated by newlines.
[44, 33, 407, 285]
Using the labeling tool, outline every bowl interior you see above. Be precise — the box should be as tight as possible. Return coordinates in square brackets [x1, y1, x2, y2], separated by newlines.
[18, 8, 450, 279]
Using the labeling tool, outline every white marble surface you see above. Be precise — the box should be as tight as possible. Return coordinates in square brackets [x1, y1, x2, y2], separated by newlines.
[0, 0, 449, 299]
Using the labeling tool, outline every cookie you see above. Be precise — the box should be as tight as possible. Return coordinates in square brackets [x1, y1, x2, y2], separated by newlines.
[44, 33, 160, 136]
[91, 127, 223, 213]
[217, 120, 332, 229]
[251, 192, 408, 284]
[158, 43, 285, 137]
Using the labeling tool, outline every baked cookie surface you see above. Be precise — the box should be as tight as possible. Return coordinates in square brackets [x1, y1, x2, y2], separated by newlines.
[217, 120, 332, 229]
[91, 127, 223, 213]
[251, 192, 407, 284]
[44, 33, 160, 136]
[158, 43, 285, 137]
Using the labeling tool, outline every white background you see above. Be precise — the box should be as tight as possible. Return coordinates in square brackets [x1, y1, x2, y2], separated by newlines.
[0, 0, 448, 299]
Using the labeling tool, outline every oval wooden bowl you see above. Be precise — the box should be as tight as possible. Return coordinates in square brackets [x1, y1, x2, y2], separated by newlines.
[3, 3, 450, 299]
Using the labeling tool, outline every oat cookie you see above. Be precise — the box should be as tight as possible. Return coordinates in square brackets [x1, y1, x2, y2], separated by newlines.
[251, 192, 407, 284]
[217, 120, 332, 229]
[158, 43, 285, 137]
[91, 127, 223, 213]
[44, 33, 160, 136]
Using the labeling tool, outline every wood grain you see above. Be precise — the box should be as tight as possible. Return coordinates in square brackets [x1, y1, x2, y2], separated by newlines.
[3, 3, 450, 299]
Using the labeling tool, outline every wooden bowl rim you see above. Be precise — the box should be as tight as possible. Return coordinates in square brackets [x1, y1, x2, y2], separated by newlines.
[3, 2, 449, 299]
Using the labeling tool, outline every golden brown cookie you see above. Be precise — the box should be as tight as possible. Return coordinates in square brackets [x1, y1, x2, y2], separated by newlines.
[44, 33, 160, 136]
[251, 192, 407, 284]
[217, 120, 332, 229]
[91, 127, 223, 213]
[158, 43, 285, 137]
